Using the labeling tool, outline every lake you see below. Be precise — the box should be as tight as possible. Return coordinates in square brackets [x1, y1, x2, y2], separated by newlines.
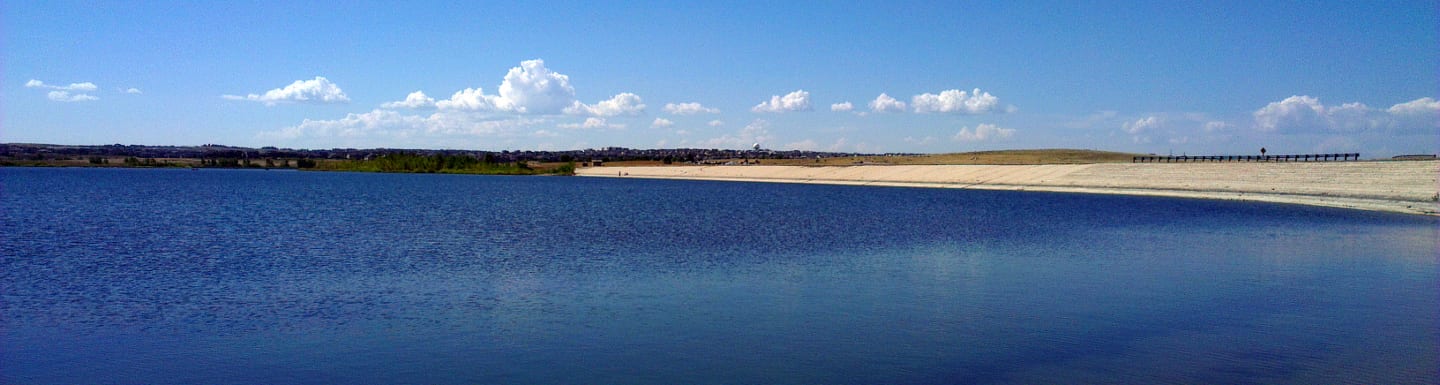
[2, 167, 1435, 384]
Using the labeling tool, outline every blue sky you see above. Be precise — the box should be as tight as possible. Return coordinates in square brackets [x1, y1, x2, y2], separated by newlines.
[5, 1, 1437, 156]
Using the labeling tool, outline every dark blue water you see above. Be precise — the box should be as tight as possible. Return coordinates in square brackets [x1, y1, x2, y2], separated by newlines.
[2, 167, 1436, 384]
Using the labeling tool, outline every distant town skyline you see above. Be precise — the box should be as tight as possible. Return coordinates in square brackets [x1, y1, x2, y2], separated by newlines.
[5, 1, 1437, 157]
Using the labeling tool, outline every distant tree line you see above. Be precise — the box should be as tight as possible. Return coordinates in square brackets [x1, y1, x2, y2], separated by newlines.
[1, 143, 873, 165]
[122, 157, 182, 167]
[313, 152, 572, 175]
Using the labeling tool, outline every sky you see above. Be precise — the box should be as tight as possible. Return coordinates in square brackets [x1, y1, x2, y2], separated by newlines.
[5, 1, 1438, 157]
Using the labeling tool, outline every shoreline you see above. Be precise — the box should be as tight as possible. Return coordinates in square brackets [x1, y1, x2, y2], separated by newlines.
[577, 161, 1440, 216]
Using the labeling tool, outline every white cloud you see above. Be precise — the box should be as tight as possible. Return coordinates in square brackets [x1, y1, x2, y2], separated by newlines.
[123, 88, 143, 94]
[1123, 116, 1162, 134]
[493, 59, 577, 114]
[260, 108, 545, 144]
[912, 88, 1000, 114]
[708, 119, 724, 127]
[869, 93, 906, 112]
[382, 91, 437, 109]
[1386, 97, 1440, 132]
[566, 92, 645, 117]
[557, 117, 624, 130]
[27, 79, 99, 101]
[1251, 95, 1402, 133]
[423, 60, 638, 117]
[1203, 121, 1230, 132]
[268, 109, 427, 139]
[26, 79, 98, 91]
[47, 91, 99, 102]
[1387, 97, 1440, 115]
[952, 123, 1015, 142]
[664, 102, 719, 115]
[432, 59, 578, 114]
[830, 102, 854, 112]
[1326, 102, 1377, 131]
[751, 90, 812, 113]
[224, 76, 350, 106]
[1253, 95, 1324, 132]
[651, 117, 674, 128]
[436, 87, 498, 110]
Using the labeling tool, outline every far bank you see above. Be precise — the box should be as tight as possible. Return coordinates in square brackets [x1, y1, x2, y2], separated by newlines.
[577, 161, 1440, 216]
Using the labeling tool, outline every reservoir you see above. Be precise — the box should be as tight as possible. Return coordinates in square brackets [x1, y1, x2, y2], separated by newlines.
[2, 167, 1435, 384]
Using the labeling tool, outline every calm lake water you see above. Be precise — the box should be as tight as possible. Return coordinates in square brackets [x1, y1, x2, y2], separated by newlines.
[2, 167, 1436, 384]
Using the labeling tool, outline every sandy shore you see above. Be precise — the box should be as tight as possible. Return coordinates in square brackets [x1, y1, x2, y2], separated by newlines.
[577, 161, 1440, 216]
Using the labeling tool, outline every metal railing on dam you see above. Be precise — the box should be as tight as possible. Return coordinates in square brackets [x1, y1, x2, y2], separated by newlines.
[1132, 153, 1360, 163]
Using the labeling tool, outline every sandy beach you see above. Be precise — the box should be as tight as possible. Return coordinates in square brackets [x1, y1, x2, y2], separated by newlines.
[578, 161, 1440, 216]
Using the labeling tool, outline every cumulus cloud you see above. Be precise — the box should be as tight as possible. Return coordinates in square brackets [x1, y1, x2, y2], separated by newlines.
[123, 88, 143, 94]
[664, 102, 719, 115]
[260, 108, 545, 144]
[751, 90, 812, 113]
[912, 88, 1000, 114]
[224, 76, 350, 106]
[566, 92, 645, 116]
[27, 79, 100, 101]
[708, 119, 724, 127]
[431, 59, 578, 114]
[492, 59, 577, 113]
[26, 79, 98, 91]
[420, 59, 640, 117]
[952, 123, 1015, 142]
[830, 102, 854, 112]
[1387, 97, 1440, 115]
[47, 91, 99, 102]
[1386, 97, 1440, 131]
[1250, 95, 1440, 133]
[1253, 95, 1324, 132]
[382, 91, 437, 109]
[267, 109, 427, 139]
[869, 93, 907, 112]
[558, 117, 624, 130]
[1123, 116, 1162, 134]
[435, 87, 497, 110]
[1252, 95, 1382, 132]
[651, 117, 674, 128]
[261, 59, 668, 147]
